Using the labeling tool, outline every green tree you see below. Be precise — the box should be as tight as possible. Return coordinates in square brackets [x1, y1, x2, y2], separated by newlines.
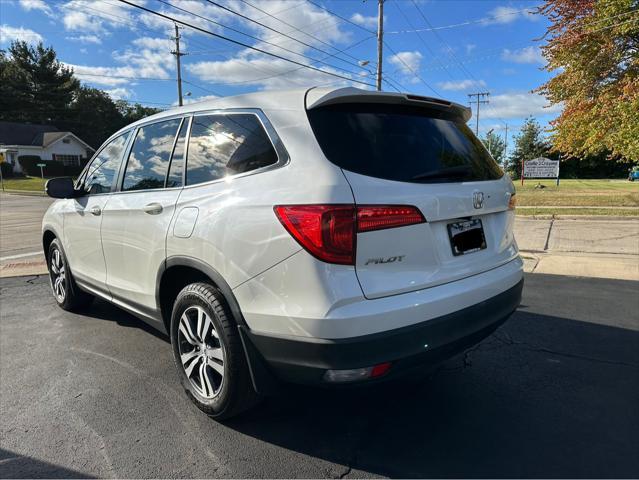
[481, 130, 506, 165]
[508, 117, 551, 178]
[0, 41, 79, 124]
[537, 0, 639, 162]
[116, 101, 161, 123]
[61, 87, 126, 148]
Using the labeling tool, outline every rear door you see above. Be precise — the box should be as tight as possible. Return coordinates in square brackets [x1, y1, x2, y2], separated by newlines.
[307, 102, 518, 299]
[101, 117, 187, 313]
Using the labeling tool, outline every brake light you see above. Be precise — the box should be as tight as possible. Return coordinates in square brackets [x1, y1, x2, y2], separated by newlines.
[357, 205, 425, 232]
[508, 193, 516, 210]
[274, 204, 425, 265]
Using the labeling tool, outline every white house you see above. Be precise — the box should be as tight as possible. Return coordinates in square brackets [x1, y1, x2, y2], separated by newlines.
[0, 122, 95, 174]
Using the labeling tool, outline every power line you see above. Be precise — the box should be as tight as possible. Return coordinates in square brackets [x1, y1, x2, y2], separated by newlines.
[156, 0, 372, 82]
[202, 0, 368, 72]
[305, 0, 439, 94]
[117, 0, 375, 87]
[386, 7, 538, 34]
[238, 0, 373, 67]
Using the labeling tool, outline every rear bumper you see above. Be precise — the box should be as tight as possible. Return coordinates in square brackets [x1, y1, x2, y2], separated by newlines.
[241, 278, 523, 387]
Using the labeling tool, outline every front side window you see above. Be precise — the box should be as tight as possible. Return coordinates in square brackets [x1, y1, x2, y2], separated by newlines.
[186, 113, 278, 186]
[122, 119, 181, 191]
[83, 133, 129, 195]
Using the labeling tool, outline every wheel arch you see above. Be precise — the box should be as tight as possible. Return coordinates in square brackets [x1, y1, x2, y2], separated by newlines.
[42, 228, 59, 263]
[156, 256, 248, 334]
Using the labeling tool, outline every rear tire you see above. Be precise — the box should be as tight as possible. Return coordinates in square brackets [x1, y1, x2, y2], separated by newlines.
[170, 282, 260, 420]
[47, 238, 93, 312]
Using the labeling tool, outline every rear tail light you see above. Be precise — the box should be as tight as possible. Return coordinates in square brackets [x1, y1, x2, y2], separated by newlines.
[508, 193, 516, 210]
[274, 204, 425, 265]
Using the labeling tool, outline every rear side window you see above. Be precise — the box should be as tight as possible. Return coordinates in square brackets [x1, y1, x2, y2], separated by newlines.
[83, 133, 129, 195]
[122, 119, 181, 191]
[186, 113, 278, 186]
[307, 104, 503, 183]
[166, 118, 189, 188]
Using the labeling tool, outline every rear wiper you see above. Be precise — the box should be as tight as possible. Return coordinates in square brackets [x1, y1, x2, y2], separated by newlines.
[411, 165, 472, 181]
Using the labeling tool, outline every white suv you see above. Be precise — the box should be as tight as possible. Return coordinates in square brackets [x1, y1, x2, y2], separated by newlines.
[43, 87, 523, 419]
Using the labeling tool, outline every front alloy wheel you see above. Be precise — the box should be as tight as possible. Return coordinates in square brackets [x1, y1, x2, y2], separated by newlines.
[178, 306, 226, 398]
[50, 248, 66, 303]
[47, 238, 93, 311]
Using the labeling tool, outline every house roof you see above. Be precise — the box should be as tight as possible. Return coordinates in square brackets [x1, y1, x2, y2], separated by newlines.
[0, 122, 94, 150]
[0, 122, 61, 146]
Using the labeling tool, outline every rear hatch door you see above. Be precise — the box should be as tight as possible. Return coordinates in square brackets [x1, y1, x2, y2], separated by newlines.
[307, 99, 518, 299]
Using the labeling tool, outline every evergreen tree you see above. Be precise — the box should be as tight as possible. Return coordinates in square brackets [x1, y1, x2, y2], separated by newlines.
[481, 130, 506, 166]
[0, 41, 79, 124]
[507, 117, 550, 178]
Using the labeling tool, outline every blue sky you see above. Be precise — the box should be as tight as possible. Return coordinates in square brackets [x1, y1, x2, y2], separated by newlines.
[0, 0, 561, 138]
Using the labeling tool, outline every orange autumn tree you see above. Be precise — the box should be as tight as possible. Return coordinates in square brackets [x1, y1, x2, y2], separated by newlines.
[537, 0, 639, 162]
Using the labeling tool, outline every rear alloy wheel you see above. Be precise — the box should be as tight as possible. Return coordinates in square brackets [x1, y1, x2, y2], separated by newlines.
[47, 238, 93, 311]
[170, 283, 260, 419]
[178, 305, 226, 398]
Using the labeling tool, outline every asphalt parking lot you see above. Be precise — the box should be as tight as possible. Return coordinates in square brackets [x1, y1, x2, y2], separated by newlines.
[1, 273, 638, 478]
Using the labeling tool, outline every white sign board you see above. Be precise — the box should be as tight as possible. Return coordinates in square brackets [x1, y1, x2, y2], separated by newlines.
[523, 157, 559, 178]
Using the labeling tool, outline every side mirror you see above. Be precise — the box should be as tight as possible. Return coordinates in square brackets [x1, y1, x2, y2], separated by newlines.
[45, 177, 79, 199]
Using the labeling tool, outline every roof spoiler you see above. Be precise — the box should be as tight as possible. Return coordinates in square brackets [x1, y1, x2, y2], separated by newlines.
[305, 87, 471, 122]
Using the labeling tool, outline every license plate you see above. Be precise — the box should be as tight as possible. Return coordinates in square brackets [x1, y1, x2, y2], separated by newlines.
[447, 219, 487, 256]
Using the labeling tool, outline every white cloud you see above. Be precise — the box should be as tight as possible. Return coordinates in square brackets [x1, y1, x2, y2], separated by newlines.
[105, 87, 133, 100]
[482, 5, 538, 25]
[482, 92, 562, 119]
[61, 0, 133, 34]
[183, 1, 356, 89]
[66, 34, 102, 44]
[501, 46, 545, 65]
[389, 51, 423, 76]
[438, 79, 486, 91]
[187, 56, 353, 90]
[350, 13, 379, 29]
[173, 94, 219, 107]
[0, 24, 43, 44]
[19, 0, 52, 16]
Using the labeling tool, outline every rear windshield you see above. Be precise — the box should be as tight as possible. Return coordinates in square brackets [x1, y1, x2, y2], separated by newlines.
[307, 103, 503, 183]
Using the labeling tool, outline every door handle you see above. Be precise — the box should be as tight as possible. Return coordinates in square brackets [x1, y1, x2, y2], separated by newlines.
[143, 203, 163, 215]
[90, 206, 101, 216]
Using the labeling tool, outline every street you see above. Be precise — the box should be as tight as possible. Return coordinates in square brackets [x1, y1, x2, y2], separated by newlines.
[1, 273, 638, 478]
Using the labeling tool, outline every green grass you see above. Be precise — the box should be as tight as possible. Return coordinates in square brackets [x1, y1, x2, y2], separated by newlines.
[515, 179, 639, 210]
[516, 207, 639, 217]
[1, 176, 47, 192]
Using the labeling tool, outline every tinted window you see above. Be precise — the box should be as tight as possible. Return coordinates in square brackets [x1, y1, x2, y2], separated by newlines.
[83, 133, 129, 195]
[307, 104, 503, 183]
[122, 119, 181, 191]
[186, 114, 278, 185]
[166, 118, 189, 188]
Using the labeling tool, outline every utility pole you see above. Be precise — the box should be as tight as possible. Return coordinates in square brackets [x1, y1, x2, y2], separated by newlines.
[171, 23, 186, 107]
[468, 92, 490, 136]
[503, 122, 509, 169]
[376, 0, 384, 91]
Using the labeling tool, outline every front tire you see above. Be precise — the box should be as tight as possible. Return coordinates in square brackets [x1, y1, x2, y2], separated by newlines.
[170, 283, 260, 419]
[47, 239, 93, 312]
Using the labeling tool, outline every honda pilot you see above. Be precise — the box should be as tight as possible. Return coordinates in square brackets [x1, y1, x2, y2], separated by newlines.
[43, 87, 523, 419]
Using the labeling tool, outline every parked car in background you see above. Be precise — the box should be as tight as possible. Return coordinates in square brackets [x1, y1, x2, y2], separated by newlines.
[42, 87, 523, 419]
[629, 166, 639, 181]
